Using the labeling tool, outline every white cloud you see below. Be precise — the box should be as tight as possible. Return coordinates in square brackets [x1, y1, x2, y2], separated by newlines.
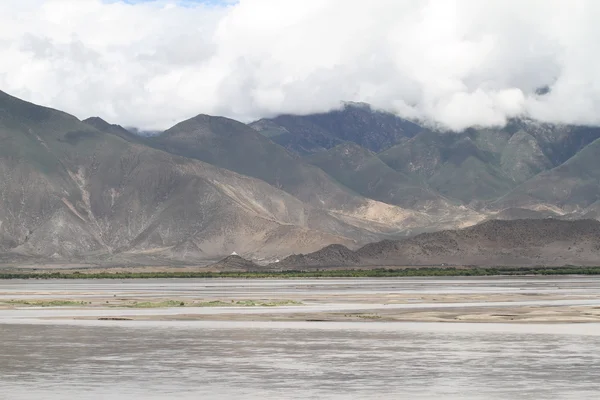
[0, 0, 599, 131]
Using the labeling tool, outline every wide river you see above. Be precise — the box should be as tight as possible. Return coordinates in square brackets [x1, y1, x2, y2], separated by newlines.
[1, 277, 599, 399]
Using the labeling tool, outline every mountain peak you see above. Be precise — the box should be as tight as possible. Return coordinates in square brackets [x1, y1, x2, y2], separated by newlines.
[83, 116, 114, 130]
[83, 116, 140, 142]
[162, 113, 249, 134]
[189, 113, 215, 122]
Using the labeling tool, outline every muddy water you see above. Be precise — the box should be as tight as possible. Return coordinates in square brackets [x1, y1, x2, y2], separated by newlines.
[1, 321, 600, 399]
[1, 277, 600, 298]
[0, 277, 600, 399]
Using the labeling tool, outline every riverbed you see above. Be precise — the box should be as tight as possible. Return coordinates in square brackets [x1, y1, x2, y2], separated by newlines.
[1, 277, 599, 399]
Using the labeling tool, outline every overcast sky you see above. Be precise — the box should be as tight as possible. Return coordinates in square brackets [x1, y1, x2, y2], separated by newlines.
[0, 0, 599, 130]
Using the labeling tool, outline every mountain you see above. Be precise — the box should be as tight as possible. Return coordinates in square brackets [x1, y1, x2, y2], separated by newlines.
[506, 120, 600, 167]
[494, 137, 600, 213]
[0, 90, 484, 265]
[135, 112, 477, 239]
[0, 90, 373, 263]
[274, 219, 600, 268]
[252, 104, 600, 209]
[377, 128, 552, 203]
[252, 104, 590, 206]
[143, 114, 359, 210]
[83, 117, 142, 143]
[305, 142, 447, 209]
[4, 89, 600, 266]
[376, 123, 600, 206]
[250, 102, 422, 155]
[249, 117, 344, 156]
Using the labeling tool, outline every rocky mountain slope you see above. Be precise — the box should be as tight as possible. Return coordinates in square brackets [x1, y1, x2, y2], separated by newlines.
[0, 91, 374, 263]
[273, 219, 600, 268]
[92, 110, 482, 237]
[94, 113, 478, 241]
[256, 107, 600, 216]
[494, 137, 600, 214]
[305, 142, 449, 209]
[3, 88, 600, 266]
[144, 113, 362, 210]
[0, 90, 484, 265]
[250, 102, 422, 155]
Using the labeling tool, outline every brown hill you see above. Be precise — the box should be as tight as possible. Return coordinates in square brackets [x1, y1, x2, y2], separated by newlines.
[274, 219, 600, 268]
[208, 255, 261, 271]
[275, 244, 361, 269]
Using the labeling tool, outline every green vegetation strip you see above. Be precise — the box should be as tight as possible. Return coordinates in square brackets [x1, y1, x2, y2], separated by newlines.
[4, 300, 89, 307]
[1, 299, 302, 308]
[1, 266, 600, 280]
[123, 300, 301, 308]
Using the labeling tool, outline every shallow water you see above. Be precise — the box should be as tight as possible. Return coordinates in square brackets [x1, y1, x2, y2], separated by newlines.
[1, 276, 600, 298]
[1, 321, 600, 399]
[1, 277, 600, 399]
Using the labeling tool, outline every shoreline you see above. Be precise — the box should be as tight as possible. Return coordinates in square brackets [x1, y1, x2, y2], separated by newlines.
[2, 265, 600, 279]
[2, 284, 600, 324]
[3, 304, 600, 324]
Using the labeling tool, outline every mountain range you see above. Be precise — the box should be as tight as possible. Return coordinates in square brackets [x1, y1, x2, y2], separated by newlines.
[271, 219, 600, 268]
[1, 89, 600, 266]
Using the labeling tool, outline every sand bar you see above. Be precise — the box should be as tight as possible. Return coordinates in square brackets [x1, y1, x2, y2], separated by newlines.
[1, 277, 600, 324]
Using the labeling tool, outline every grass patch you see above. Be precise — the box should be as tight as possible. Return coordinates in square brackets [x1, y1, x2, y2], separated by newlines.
[123, 300, 186, 308]
[122, 299, 302, 308]
[2, 299, 302, 308]
[4, 300, 88, 307]
[224, 300, 302, 307]
[356, 313, 382, 320]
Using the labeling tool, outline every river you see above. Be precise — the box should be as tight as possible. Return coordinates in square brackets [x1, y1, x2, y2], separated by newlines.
[0, 277, 599, 399]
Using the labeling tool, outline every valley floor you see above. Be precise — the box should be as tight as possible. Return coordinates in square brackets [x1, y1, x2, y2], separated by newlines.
[1, 277, 600, 324]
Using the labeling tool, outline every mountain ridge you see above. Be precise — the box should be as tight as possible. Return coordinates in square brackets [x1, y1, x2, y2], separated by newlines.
[269, 219, 600, 268]
[2, 89, 600, 265]
[249, 102, 423, 155]
[0, 90, 371, 263]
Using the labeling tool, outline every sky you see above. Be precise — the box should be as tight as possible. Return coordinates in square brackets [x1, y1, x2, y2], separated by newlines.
[0, 0, 599, 131]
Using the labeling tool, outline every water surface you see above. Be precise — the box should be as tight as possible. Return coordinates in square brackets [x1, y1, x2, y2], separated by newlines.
[1, 321, 600, 399]
[1, 277, 600, 399]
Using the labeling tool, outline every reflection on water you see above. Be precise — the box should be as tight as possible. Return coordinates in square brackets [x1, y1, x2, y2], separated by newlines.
[1, 322, 600, 399]
[2, 277, 600, 399]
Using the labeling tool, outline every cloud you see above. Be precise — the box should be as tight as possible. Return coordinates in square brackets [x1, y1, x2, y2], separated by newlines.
[0, 0, 599, 131]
